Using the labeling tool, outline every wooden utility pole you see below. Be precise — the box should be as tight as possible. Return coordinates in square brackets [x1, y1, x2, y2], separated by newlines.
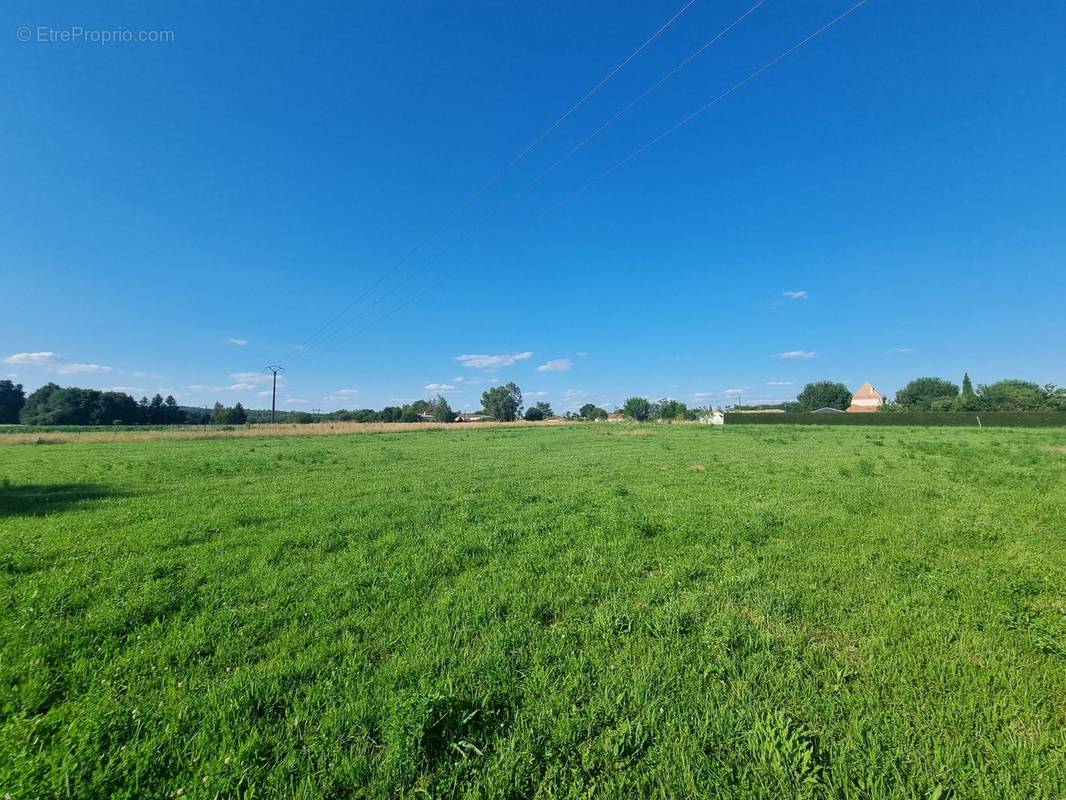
[265, 366, 284, 423]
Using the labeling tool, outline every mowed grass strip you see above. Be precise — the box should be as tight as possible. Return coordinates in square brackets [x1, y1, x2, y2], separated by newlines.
[0, 425, 1064, 799]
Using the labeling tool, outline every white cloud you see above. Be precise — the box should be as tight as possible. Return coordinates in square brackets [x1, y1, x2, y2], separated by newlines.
[693, 391, 716, 399]
[783, 290, 808, 300]
[721, 389, 744, 397]
[3, 351, 112, 374]
[284, 398, 310, 405]
[330, 388, 360, 398]
[424, 383, 456, 391]
[563, 389, 587, 400]
[889, 348, 916, 355]
[133, 371, 164, 379]
[229, 371, 285, 387]
[188, 382, 258, 393]
[105, 386, 145, 395]
[456, 352, 533, 369]
[536, 358, 572, 373]
[223, 338, 248, 347]
[766, 380, 793, 386]
[525, 390, 549, 398]
[777, 350, 815, 360]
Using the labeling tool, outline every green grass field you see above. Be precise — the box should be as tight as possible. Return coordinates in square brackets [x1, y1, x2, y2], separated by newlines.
[1, 425, 1064, 799]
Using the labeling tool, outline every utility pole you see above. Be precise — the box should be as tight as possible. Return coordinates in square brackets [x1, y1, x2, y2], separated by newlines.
[265, 365, 284, 424]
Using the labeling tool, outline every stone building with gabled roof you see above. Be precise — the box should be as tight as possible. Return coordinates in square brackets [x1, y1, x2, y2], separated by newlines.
[847, 382, 885, 413]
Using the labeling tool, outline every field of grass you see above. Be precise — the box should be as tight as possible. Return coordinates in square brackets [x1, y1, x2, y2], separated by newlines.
[1, 424, 1064, 798]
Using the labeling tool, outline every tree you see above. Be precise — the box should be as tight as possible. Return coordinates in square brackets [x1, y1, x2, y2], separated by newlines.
[379, 406, 402, 423]
[163, 395, 182, 424]
[429, 394, 454, 422]
[622, 396, 652, 421]
[0, 380, 25, 424]
[399, 405, 419, 423]
[523, 401, 552, 422]
[656, 399, 690, 421]
[977, 379, 1049, 411]
[481, 383, 523, 421]
[211, 402, 247, 425]
[961, 372, 974, 397]
[894, 377, 959, 410]
[578, 403, 607, 421]
[795, 381, 853, 412]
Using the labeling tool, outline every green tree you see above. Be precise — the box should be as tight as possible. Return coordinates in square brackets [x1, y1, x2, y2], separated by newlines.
[19, 384, 140, 425]
[399, 405, 419, 423]
[211, 402, 248, 425]
[481, 383, 523, 421]
[163, 395, 182, 424]
[0, 380, 25, 424]
[523, 405, 545, 421]
[795, 381, 853, 412]
[894, 377, 959, 411]
[656, 399, 689, 421]
[977, 379, 1048, 411]
[578, 403, 607, 421]
[429, 394, 454, 422]
[961, 372, 974, 397]
[622, 396, 652, 421]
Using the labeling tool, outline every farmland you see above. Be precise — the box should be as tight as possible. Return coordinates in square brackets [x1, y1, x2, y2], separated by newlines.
[1, 424, 1064, 798]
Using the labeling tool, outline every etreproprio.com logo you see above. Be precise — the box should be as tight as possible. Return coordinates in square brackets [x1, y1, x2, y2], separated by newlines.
[17, 26, 175, 44]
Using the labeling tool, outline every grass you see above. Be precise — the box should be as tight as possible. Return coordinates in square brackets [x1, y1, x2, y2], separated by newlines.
[1, 424, 1064, 798]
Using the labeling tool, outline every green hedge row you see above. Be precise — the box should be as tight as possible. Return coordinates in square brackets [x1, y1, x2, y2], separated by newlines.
[723, 412, 1066, 427]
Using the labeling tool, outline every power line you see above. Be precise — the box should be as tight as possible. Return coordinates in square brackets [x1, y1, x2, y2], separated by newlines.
[555, 0, 869, 209]
[293, 0, 868, 370]
[289, 0, 764, 367]
[280, 0, 696, 364]
[515, 0, 766, 198]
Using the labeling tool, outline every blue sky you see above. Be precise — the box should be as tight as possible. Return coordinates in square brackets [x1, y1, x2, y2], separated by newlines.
[2, 0, 1064, 412]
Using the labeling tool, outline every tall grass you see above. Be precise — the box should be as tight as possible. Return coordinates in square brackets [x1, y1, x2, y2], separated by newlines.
[1, 425, 1063, 798]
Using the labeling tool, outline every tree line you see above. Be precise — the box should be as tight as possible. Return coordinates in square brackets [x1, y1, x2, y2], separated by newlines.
[0, 381, 192, 425]
[787, 375, 1066, 413]
[2, 373, 1061, 427]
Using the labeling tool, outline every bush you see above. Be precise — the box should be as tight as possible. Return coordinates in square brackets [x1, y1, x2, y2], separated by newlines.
[622, 397, 652, 422]
[723, 412, 1066, 427]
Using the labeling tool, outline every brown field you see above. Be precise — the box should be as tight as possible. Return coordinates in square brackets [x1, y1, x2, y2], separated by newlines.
[0, 419, 572, 446]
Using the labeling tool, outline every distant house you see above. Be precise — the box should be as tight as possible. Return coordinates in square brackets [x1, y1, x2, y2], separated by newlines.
[812, 406, 846, 414]
[455, 412, 491, 422]
[417, 412, 435, 422]
[606, 412, 626, 423]
[847, 382, 885, 413]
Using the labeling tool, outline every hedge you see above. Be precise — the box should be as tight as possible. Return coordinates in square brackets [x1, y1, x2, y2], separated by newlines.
[723, 412, 1066, 427]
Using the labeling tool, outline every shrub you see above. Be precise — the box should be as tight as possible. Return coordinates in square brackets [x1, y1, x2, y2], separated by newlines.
[723, 412, 1066, 427]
